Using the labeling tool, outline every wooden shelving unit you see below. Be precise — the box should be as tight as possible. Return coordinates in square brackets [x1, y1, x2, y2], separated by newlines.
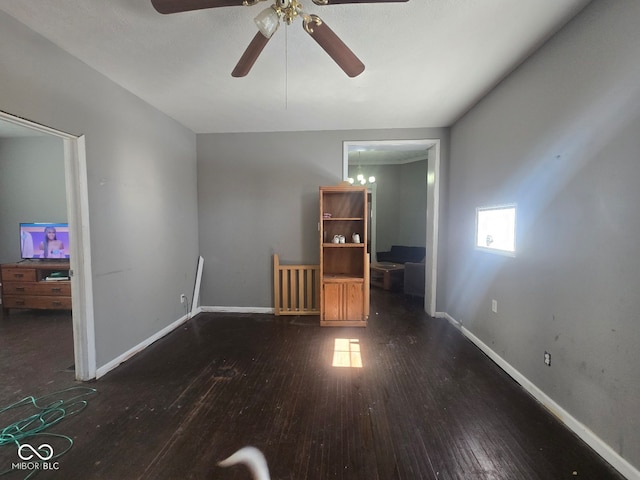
[319, 185, 369, 327]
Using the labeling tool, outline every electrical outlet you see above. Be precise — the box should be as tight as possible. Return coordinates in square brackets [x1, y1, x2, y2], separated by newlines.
[491, 299, 498, 313]
[180, 294, 186, 304]
[544, 351, 551, 366]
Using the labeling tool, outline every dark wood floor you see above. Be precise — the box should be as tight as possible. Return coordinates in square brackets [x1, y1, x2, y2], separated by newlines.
[0, 291, 625, 479]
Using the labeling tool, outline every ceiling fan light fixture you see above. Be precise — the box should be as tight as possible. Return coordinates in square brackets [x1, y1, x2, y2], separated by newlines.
[254, 6, 280, 38]
[150, 0, 406, 78]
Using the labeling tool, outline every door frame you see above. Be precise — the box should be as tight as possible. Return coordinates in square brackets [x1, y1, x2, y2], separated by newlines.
[0, 111, 96, 380]
[343, 139, 440, 316]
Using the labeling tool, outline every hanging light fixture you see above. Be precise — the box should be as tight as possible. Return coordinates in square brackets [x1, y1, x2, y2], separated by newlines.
[254, 6, 281, 38]
[348, 151, 376, 185]
[254, 0, 305, 39]
[150, 0, 405, 78]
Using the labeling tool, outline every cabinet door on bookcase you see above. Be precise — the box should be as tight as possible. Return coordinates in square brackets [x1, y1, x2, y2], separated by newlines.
[344, 282, 364, 321]
[322, 282, 363, 322]
[322, 282, 343, 321]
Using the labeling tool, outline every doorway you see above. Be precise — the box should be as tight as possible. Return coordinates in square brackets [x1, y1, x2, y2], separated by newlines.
[343, 139, 440, 316]
[0, 111, 95, 380]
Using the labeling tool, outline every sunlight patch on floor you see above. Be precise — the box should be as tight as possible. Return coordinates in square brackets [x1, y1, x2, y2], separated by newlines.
[332, 338, 362, 368]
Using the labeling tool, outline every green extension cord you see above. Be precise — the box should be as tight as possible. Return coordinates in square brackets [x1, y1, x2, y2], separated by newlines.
[0, 386, 97, 478]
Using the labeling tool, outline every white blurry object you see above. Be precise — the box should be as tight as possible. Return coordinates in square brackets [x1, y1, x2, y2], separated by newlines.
[218, 446, 271, 480]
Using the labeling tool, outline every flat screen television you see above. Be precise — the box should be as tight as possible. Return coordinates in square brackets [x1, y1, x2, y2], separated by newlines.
[20, 222, 70, 260]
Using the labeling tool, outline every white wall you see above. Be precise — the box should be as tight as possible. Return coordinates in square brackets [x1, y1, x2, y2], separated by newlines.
[447, 0, 640, 473]
[0, 11, 199, 370]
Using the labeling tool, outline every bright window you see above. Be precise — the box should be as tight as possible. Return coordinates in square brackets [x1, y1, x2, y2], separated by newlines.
[476, 205, 516, 255]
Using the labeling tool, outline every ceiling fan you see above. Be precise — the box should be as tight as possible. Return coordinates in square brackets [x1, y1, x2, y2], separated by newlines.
[150, 0, 408, 78]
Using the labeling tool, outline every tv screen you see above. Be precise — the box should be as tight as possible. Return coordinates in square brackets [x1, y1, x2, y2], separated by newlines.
[20, 223, 70, 260]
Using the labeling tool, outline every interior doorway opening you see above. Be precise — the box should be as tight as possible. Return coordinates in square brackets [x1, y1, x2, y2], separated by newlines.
[343, 139, 440, 316]
[0, 111, 95, 380]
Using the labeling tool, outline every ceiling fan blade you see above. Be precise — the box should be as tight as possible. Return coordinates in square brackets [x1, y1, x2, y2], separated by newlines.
[232, 32, 271, 77]
[303, 15, 364, 78]
[151, 0, 245, 14]
[311, 0, 408, 4]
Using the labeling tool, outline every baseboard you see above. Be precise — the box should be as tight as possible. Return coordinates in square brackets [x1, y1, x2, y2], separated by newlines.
[442, 313, 639, 480]
[199, 306, 274, 314]
[95, 311, 192, 379]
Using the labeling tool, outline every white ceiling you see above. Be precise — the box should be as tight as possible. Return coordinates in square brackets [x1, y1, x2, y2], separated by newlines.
[0, 0, 590, 135]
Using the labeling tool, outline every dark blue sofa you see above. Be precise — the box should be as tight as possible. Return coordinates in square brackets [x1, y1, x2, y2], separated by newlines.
[376, 245, 426, 264]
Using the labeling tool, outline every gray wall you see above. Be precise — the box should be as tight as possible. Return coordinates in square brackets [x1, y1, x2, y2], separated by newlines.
[0, 11, 199, 369]
[398, 160, 427, 249]
[0, 136, 66, 262]
[197, 129, 446, 308]
[447, 0, 640, 470]
[349, 161, 427, 256]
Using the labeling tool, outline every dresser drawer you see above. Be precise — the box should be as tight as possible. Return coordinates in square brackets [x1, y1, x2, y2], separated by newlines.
[1, 268, 37, 282]
[3, 282, 71, 296]
[3, 295, 72, 310]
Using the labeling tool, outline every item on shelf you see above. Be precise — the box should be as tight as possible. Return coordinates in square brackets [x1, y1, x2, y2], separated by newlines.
[323, 212, 332, 218]
[45, 276, 70, 281]
[352, 233, 361, 244]
[332, 234, 346, 244]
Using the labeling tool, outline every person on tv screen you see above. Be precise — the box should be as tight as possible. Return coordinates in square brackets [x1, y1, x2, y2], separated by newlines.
[39, 226, 65, 258]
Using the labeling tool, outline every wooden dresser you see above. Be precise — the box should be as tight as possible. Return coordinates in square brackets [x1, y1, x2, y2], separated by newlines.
[1, 261, 71, 314]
